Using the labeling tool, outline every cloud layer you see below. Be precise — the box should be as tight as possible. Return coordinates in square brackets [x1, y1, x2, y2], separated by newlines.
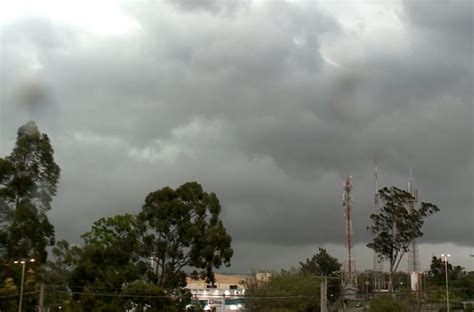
[1, 0, 472, 271]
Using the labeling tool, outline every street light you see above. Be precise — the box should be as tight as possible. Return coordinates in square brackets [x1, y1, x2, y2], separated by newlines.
[365, 280, 369, 301]
[13, 258, 35, 312]
[441, 254, 451, 312]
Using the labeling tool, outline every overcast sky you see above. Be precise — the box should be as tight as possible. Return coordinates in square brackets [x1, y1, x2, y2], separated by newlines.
[0, 0, 473, 273]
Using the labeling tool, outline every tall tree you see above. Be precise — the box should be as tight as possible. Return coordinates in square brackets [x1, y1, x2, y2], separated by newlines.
[299, 248, 342, 303]
[429, 256, 467, 284]
[71, 215, 146, 291]
[367, 186, 439, 292]
[0, 120, 60, 262]
[68, 214, 148, 310]
[299, 247, 341, 276]
[137, 181, 233, 290]
[39, 240, 81, 308]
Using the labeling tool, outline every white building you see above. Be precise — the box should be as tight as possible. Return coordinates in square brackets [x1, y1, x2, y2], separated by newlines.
[186, 274, 247, 311]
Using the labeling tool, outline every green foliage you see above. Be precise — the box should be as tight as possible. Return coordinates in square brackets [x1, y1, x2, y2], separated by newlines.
[300, 247, 341, 277]
[429, 256, 466, 282]
[68, 214, 147, 309]
[0, 277, 18, 311]
[299, 247, 341, 303]
[0, 121, 60, 263]
[427, 257, 474, 300]
[429, 256, 445, 283]
[0, 122, 60, 311]
[62, 182, 232, 309]
[41, 240, 79, 285]
[453, 271, 474, 299]
[0, 122, 233, 310]
[245, 270, 320, 312]
[465, 303, 474, 312]
[137, 181, 233, 290]
[369, 295, 411, 312]
[39, 240, 82, 308]
[121, 281, 179, 311]
[367, 186, 438, 290]
[426, 287, 463, 306]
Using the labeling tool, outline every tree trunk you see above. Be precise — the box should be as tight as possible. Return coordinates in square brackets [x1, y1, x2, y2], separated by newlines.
[389, 262, 394, 293]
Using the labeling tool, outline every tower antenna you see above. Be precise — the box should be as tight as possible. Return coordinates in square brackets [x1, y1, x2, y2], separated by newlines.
[342, 175, 358, 297]
[407, 169, 421, 294]
[372, 161, 385, 291]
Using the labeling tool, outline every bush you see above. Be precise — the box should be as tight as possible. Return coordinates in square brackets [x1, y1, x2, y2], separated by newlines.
[368, 295, 410, 312]
[245, 270, 320, 312]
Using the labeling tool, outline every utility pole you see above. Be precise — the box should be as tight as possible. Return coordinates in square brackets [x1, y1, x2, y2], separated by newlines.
[13, 259, 35, 312]
[441, 254, 451, 312]
[19, 261, 26, 312]
[320, 276, 328, 312]
[38, 284, 45, 312]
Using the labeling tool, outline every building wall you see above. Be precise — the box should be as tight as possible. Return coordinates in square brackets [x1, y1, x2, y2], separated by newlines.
[186, 274, 247, 311]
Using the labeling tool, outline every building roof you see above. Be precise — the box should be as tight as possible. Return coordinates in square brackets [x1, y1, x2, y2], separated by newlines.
[186, 273, 248, 286]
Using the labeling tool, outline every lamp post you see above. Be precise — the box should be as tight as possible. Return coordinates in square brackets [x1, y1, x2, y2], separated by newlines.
[365, 280, 369, 301]
[13, 258, 35, 312]
[441, 254, 451, 312]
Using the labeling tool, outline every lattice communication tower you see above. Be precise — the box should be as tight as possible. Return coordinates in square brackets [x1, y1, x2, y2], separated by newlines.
[342, 175, 358, 293]
[407, 169, 420, 274]
[372, 162, 385, 291]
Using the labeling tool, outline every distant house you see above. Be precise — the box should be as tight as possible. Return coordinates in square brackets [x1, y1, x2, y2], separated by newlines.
[186, 273, 247, 311]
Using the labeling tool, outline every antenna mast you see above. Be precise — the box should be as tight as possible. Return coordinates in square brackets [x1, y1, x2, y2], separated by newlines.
[407, 169, 420, 273]
[372, 161, 385, 291]
[342, 175, 358, 296]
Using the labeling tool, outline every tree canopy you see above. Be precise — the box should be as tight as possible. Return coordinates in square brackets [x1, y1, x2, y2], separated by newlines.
[427, 256, 474, 300]
[69, 215, 147, 298]
[59, 182, 233, 310]
[0, 121, 60, 263]
[59, 214, 159, 310]
[367, 186, 439, 291]
[429, 256, 466, 282]
[245, 270, 320, 312]
[299, 247, 341, 277]
[138, 181, 233, 290]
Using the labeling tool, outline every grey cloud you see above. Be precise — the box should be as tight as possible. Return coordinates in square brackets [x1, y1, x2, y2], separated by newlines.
[222, 242, 474, 274]
[403, 0, 473, 52]
[168, 0, 245, 15]
[0, 0, 472, 272]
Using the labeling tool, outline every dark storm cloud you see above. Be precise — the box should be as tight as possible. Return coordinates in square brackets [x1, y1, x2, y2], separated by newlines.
[403, 0, 473, 52]
[0, 0, 472, 271]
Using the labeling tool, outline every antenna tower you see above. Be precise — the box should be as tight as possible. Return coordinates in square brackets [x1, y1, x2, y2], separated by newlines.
[342, 175, 357, 295]
[407, 169, 420, 273]
[372, 161, 385, 291]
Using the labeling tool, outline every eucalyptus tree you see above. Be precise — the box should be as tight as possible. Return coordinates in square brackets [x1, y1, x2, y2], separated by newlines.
[367, 186, 439, 292]
[0, 121, 60, 263]
[137, 181, 233, 290]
